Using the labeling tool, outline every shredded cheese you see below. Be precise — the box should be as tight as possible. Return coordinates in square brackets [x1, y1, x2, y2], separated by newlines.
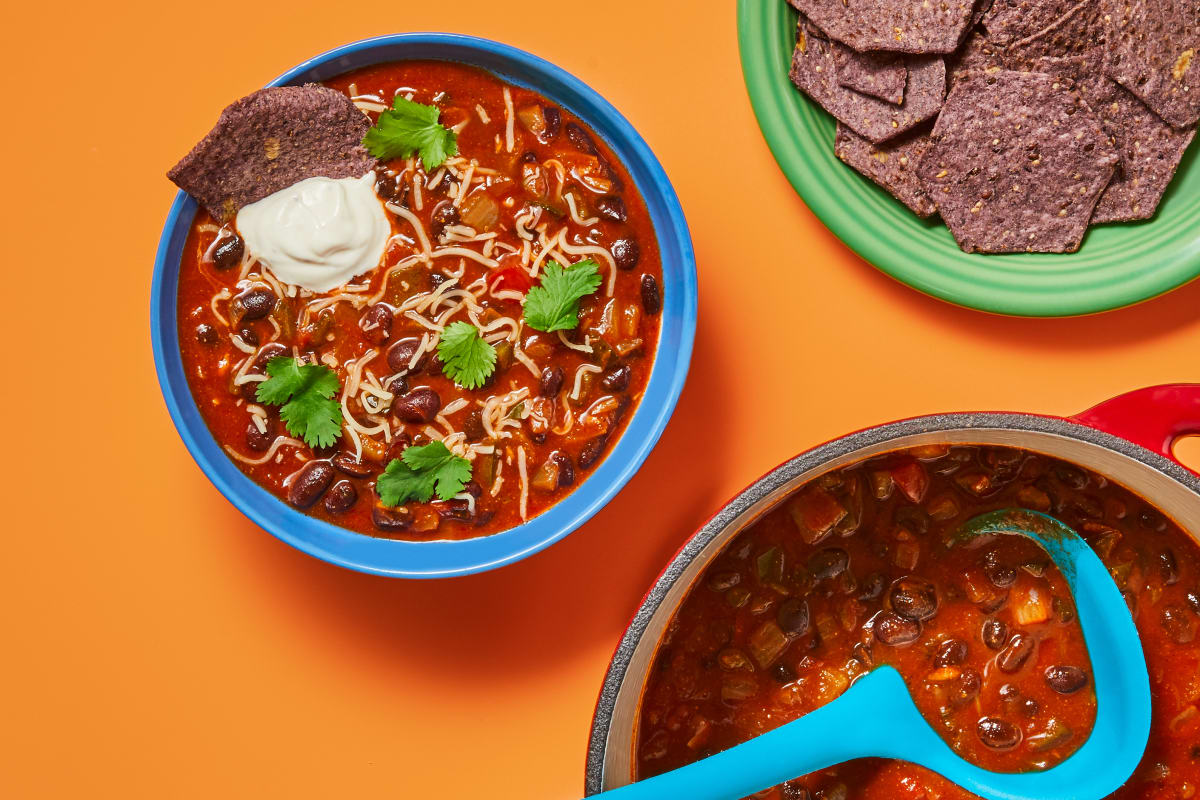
[516, 445, 529, 520]
[503, 87, 515, 152]
[570, 364, 603, 400]
[224, 437, 304, 466]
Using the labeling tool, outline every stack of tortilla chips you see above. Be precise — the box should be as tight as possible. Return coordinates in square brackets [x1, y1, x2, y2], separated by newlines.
[787, 0, 1199, 253]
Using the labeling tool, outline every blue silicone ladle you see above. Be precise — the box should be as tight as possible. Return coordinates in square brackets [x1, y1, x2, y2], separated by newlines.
[595, 509, 1151, 800]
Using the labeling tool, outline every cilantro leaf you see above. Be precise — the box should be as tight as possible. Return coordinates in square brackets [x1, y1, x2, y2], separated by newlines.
[376, 441, 473, 506]
[255, 357, 343, 449]
[437, 321, 496, 390]
[362, 96, 458, 170]
[522, 259, 603, 333]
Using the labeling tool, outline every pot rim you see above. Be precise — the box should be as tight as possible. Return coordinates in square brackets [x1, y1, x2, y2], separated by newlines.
[584, 408, 1200, 795]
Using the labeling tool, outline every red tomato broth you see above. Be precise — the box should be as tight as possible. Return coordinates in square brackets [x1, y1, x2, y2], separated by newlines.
[635, 445, 1200, 799]
[175, 61, 662, 540]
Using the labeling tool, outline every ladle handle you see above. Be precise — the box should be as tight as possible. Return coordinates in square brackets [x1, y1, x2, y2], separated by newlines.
[1074, 384, 1200, 474]
[587, 666, 930, 800]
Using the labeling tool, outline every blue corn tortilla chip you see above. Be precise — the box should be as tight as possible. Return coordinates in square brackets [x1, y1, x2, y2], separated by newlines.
[1003, 0, 1112, 63]
[1084, 74, 1197, 221]
[788, 0, 978, 53]
[834, 43, 908, 104]
[917, 70, 1119, 252]
[789, 19, 947, 144]
[835, 123, 939, 216]
[168, 85, 376, 221]
[948, 31, 1007, 85]
[1105, 0, 1200, 128]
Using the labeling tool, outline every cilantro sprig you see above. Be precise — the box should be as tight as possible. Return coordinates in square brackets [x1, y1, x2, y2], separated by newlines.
[255, 357, 343, 449]
[437, 321, 497, 390]
[376, 441, 472, 506]
[362, 96, 458, 170]
[522, 258, 602, 333]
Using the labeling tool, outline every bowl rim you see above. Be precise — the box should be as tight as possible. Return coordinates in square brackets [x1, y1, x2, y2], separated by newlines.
[151, 32, 697, 578]
[583, 409, 1200, 794]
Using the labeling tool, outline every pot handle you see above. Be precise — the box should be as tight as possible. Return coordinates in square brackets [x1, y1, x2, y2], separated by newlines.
[1072, 384, 1200, 474]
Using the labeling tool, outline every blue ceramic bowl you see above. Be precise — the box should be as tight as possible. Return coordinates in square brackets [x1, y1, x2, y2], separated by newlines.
[151, 33, 697, 578]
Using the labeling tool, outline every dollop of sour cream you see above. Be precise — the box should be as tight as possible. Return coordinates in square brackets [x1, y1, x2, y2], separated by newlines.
[236, 172, 390, 293]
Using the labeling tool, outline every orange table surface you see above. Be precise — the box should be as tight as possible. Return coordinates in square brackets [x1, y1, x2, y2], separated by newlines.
[5, 2, 1200, 796]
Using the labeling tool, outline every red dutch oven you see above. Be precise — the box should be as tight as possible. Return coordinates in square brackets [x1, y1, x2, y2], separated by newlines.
[585, 384, 1200, 794]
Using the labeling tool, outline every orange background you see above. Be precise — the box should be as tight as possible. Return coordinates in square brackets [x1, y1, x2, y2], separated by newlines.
[4, 2, 1200, 796]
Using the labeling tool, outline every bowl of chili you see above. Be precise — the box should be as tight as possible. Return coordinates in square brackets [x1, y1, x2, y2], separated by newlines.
[151, 33, 697, 578]
[587, 384, 1200, 799]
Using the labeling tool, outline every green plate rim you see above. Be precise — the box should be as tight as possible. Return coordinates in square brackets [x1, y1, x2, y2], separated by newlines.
[737, 0, 1200, 317]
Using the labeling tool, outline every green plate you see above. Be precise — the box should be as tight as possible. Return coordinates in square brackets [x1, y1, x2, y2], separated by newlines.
[738, 0, 1200, 316]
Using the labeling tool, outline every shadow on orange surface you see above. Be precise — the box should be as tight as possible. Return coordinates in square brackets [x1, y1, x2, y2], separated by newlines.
[826, 214, 1200, 349]
[217, 319, 732, 685]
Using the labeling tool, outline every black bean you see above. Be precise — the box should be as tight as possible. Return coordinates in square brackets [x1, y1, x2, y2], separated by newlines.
[601, 365, 631, 392]
[195, 324, 218, 345]
[463, 410, 487, 442]
[361, 304, 393, 345]
[565, 121, 598, 154]
[550, 451, 575, 487]
[977, 717, 1022, 750]
[236, 327, 259, 347]
[611, 237, 640, 271]
[387, 375, 409, 397]
[1159, 549, 1180, 585]
[579, 436, 608, 468]
[808, 548, 850, 581]
[1161, 605, 1197, 644]
[542, 106, 562, 140]
[540, 365, 565, 397]
[1139, 508, 1167, 531]
[1070, 494, 1104, 519]
[708, 571, 741, 592]
[641, 273, 661, 315]
[246, 421, 272, 452]
[375, 172, 400, 201]
[1020, 697, 1040, 717]
[520, 150, 538, 164]
[889, 577, 939, 621]
[595, 195, 627, 223]
[323, 480, 357, 513]
[874, 611, 921, 646]
[431, 171, 453, 194]
[935, 638, 968, 667]
[777, 598, 811, 635]
[986, 564, 1018, 589]
[238, 288, 276, 321]
[212, 233, 244, 270]
[1045, 665, 1089, 694]
[982, 618, 1008, 650]
[332, 453, 373, 478]
[253, 343, 288, 371]
[858, 572, 886, 602]
[951, 669, 982, 707]
[387, 337, 426, 374]
[287, 461, 335, 509]
[1187, 590, 1200, 616]
[372, 504, 412, 532]
[996, 633, 1035, 673]
[1054, 465, 1089, 489]
[772, 662, 797, 684]
[392, 387, 441, 423]
[431, 201, 460, 237]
